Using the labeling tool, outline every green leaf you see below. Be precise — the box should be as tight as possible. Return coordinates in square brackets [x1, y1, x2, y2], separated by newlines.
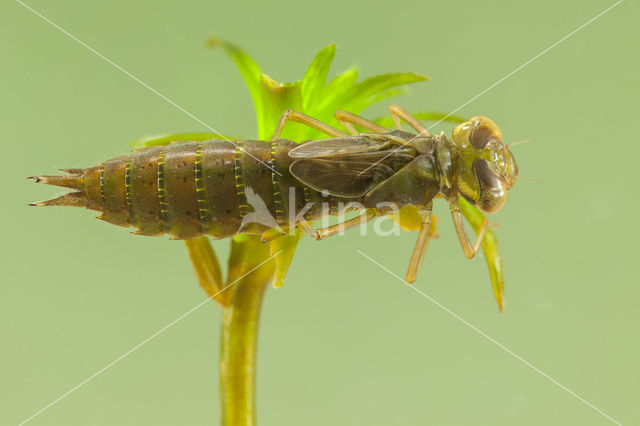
[269, 230, 303, 288]
[317, 66, 359, 114]
[257, 74, 303, 140]
[323, 72, 428, 114]
[227, 234, 275, 285]
[184, 237, 229, 307]
[291, 66, 360, 140]
[390, 205, 424, 231]
[214, 40, 266, 139]
[301, 44, 336, 113]
[459, 197, 505, 312]
[361, 88, 409, 111]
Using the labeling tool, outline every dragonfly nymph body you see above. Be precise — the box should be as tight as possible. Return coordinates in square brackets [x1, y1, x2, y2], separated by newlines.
[30, 104, 518, 282]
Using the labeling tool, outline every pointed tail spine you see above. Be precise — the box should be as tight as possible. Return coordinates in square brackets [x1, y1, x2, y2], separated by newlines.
[28, 169, 87, 207]
[29, 165, 104, 209]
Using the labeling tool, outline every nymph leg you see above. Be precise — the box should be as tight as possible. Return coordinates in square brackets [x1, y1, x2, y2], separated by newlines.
[271, 109, 347, 140]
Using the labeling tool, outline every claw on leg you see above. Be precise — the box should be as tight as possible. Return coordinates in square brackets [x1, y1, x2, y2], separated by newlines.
[405, 205, 433, 283]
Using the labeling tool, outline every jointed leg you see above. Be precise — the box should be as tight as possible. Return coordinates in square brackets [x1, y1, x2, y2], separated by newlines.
[391, 113, 403, 131]
[300, 209, 380, 240]
[271, 109, 347, 140]
[335, 110, 390, 135]
[338, 120, 358, 136]
[450, 199, 488, 259]
[405, 203, 434, 283]
[389, 104, 432, 136]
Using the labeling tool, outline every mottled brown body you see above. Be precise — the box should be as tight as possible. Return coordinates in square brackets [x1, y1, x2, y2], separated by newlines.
[30, 106, 519, 290]
[32, 139, 349, 240]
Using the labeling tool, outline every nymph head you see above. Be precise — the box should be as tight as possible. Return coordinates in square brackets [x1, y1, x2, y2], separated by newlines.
[452, 116, 518, 213]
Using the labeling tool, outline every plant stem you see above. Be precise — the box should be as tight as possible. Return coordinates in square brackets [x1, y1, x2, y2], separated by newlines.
[220, 277, 270, 426]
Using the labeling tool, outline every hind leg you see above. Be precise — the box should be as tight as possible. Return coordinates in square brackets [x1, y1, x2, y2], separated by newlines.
[334, 110, 390, 135]
[298, 209, 380, 240]
[450, 198, 488, 259]
[271, 109, 347, 140]
[389, 104, 432, 136]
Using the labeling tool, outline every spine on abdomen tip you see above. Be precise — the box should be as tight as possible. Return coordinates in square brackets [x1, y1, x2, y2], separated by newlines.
[31, 139, 323, 239]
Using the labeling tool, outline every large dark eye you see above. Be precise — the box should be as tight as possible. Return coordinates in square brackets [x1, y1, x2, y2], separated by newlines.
[473, 159, 506, 213]
[469, 117, 503, 149]
[470, 124, 494, 149]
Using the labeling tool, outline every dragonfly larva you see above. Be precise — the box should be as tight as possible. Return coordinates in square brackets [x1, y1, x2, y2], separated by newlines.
[30, 104, 518, 282]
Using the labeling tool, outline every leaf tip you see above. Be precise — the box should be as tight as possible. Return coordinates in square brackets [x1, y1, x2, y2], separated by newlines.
[271, 276, 285, 289]
[414, 73, 429, 81]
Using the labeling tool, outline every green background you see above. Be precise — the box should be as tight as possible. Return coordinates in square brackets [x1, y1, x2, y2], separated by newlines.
[2, 0, 638, 425]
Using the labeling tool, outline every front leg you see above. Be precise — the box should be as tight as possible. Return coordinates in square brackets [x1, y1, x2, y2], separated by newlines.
[450, 198, 488, 259]
[334, 110, 391, 135]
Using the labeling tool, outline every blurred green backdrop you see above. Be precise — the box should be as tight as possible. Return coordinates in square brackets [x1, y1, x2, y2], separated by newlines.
[2, 0, 638, 425]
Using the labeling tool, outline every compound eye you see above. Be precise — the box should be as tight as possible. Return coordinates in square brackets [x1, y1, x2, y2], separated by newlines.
[474, 159, 506, 213]
[471, 126, 493, 149]
[469, 117, 503, 149]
